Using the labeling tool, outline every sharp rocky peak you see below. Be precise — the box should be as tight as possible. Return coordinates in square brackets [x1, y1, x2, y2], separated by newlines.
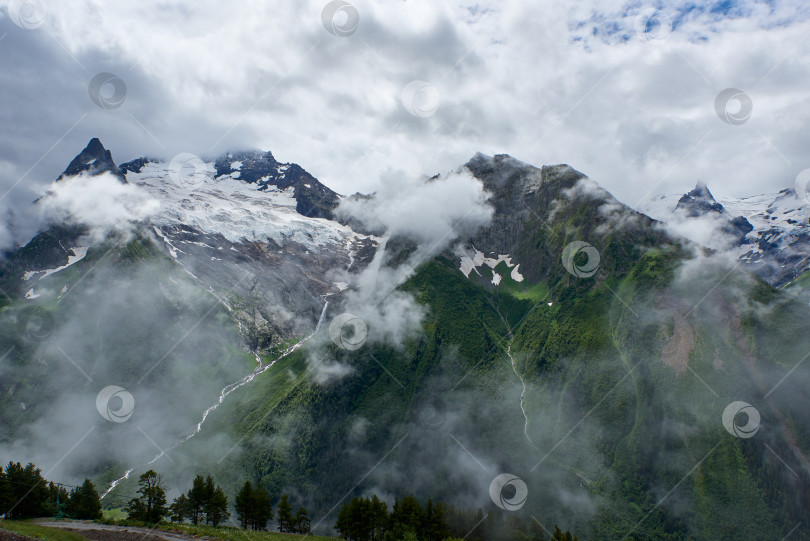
[676, 181, 753, 244]
[675, 181, 725, 217]
[58, 138, 127, 183]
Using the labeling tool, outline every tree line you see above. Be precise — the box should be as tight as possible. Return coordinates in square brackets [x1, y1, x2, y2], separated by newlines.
[3, 463, 577, 539]
[1, 461, 102, 520]
[335, 494, 578, 541]
[125, 470, 310, 532]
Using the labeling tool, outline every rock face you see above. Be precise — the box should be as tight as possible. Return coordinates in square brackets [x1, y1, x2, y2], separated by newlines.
[57, 138, 127, 183]
[675, 182, 727, 216]
[675, 182, 753, 244]
[213, 150, 340, 220]
[461, 152, 669, 287]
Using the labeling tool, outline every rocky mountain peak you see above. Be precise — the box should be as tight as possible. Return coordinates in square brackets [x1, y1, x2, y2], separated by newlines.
[57, 138, 127, 183]
[676, 181, 725, 217]
[212, 149, 340, 220]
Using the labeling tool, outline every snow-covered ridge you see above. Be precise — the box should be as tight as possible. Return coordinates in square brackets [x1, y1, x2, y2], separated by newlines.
[640, 187, 810, 286]
[127, 161, 365, 252]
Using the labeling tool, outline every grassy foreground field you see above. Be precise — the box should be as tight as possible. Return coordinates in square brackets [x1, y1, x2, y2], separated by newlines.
[0, 520, 86, 541]
[157, 522, 337, 541]
[2, 519, 339, 541]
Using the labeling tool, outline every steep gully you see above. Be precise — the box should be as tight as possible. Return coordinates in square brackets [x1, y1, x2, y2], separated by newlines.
[492, 301, 536, 449]
[101, 300, 330, 499]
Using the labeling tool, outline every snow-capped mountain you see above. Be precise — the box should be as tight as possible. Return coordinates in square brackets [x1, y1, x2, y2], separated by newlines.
[5, 143, 810, 540]
[642, 183, 810, 287]
[7, 139, 379, 351]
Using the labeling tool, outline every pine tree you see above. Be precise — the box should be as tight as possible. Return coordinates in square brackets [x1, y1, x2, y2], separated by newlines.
[252, 486, 273, 530]
[125, 470, 168, 524]
[170, 493, 191, 523]
[423, 499, 448, 541]
[68, 479, 102, 519]
[335, 500, 350, 539]
[235, 482, 254, 529]
[388, 495, 422, 539]
[206, 486, 230, 526]
[187, 475, 207, 525]
[276, 493, 293, 532]
[370, 494, 388, 540]
[295, 507, 311, 534]
[4, 462, 49, 519]
[0, 466, 12, 514]
[203, 475, 216, 524]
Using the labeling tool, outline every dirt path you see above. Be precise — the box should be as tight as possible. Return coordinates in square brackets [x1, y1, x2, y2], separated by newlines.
[34, 521, 198, 541]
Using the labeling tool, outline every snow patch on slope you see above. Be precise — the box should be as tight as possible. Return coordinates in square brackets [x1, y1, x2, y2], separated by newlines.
[25, 247, 89, 281]
[459, 246, 520, 279]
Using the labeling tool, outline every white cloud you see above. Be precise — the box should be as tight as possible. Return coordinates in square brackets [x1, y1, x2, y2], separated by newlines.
[337, 169, 493, 246]
[38, 172, 160, 241]
[1, 0, 809, 249]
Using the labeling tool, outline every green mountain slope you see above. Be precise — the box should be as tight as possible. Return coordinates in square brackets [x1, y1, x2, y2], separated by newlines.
[168, 156, 810, 540]
[4, 152, 809, 540]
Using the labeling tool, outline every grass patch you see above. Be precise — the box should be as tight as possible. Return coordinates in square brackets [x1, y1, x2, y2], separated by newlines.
[0, 520, 87, 541]
[100, 508, 128, 521]
[490, 261, 549, 301]
[159, 523, 338, 541]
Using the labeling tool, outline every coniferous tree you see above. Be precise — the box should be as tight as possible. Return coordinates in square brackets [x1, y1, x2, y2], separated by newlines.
[187, 475, 207, 525]
[235, 481, 273, 530]
[252, 486, 273, 530]
[335, 499, 351, 539]
[170, 493, 191, 523]
[370, 494, 388, 540]
[388, 496, 422, 540]
[4, 462, 49, 519]
[206, 485, 230, 526]
[422, 499, 449, 541]
[235, 481, 254, 529]
[295, 507, 311, 534]
[0, 466, 12, 514]
[203, 475, 216, 524]
[333, 493, 575, 541]
[125, 470, 168, 524]
[276, 493, 293, 532]
[67, 479, 102, 519]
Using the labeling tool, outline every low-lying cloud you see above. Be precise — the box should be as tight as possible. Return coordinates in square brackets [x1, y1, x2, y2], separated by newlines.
[38, 172, 160, 242]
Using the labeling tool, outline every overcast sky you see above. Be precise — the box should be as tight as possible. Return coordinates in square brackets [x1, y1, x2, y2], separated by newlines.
[1, 0, 809, 248]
